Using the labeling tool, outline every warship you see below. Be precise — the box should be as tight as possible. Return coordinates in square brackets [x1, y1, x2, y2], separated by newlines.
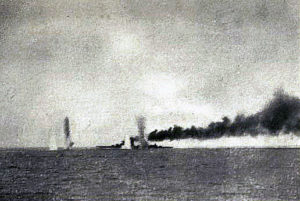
[97, 116, 172, 150]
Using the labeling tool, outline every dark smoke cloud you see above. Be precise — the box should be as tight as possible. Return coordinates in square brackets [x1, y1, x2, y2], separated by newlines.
[148, 89, 300, 141]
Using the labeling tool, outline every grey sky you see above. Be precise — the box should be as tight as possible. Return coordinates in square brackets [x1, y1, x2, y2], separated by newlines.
[0, 0, 299, 147]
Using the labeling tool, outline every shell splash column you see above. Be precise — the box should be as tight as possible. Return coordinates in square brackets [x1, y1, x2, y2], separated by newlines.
[137, 116, 148, 149]
[64, 117, 73, 149]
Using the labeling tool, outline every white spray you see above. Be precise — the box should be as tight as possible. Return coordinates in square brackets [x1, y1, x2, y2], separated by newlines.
[136, 116, 148, 149]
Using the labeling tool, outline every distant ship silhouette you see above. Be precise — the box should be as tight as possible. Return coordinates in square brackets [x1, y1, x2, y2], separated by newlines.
[97, 116, 172, 150]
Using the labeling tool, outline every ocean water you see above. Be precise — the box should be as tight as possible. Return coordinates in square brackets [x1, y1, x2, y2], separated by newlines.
[0, 149, 299, 201]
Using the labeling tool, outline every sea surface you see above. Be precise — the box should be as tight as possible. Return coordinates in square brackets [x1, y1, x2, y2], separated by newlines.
[0, 148, 299, 201]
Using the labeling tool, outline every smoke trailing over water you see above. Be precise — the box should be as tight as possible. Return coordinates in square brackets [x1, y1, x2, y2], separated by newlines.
[148, 90, 300, 141]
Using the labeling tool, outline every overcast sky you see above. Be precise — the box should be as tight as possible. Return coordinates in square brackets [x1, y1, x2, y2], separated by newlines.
[0, 0, 299, 147]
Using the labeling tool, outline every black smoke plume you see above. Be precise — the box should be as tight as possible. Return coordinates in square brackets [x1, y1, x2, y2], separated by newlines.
[148, 90, 300, 141]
